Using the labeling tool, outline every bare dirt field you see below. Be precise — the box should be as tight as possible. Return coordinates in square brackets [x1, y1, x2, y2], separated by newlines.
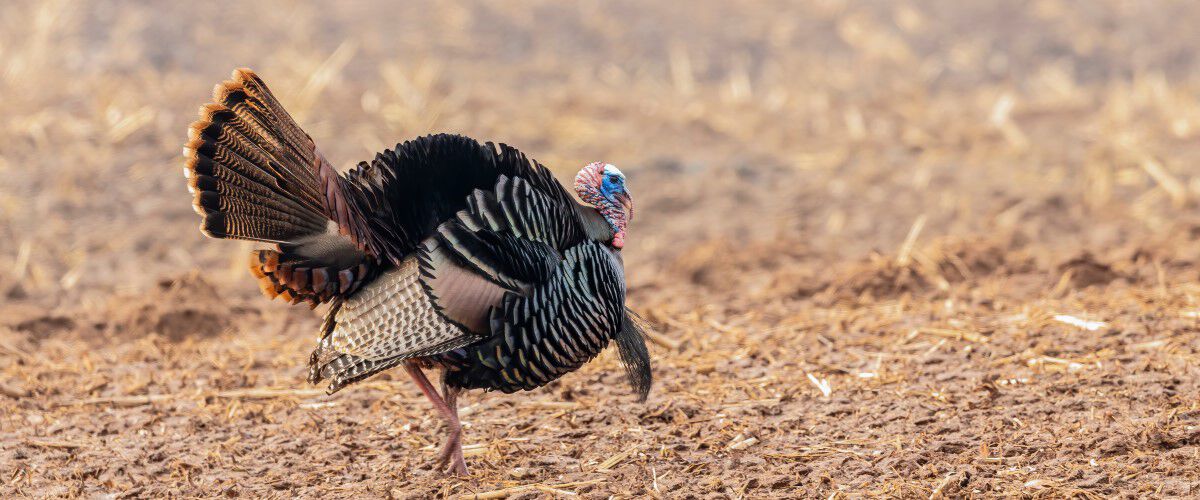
[4, 1, 1200, 497]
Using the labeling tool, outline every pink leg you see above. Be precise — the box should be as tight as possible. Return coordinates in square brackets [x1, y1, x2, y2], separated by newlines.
[403, 361, 468, 475]
[436, 381, 467, 474]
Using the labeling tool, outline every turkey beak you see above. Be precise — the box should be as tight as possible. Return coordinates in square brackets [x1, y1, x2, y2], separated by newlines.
[615, 191, 633, 221]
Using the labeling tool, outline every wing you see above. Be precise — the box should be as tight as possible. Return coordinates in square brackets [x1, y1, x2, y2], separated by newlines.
[307, 256, 488, 393]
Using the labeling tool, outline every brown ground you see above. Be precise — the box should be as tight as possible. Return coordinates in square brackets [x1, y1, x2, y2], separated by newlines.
[4, 0, 1200, 498]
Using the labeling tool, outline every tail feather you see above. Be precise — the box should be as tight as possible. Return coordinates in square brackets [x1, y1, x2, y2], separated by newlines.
[213, 75, 322, 189]
[183, 68, 328, 244]
[185, 68, 372, 307]
[249, 249, 377, 306]
[186, 152, 327, 231]
[200, 212, 319, 244]
[194, 188, 324, 233]
[220, 70, 315, 160]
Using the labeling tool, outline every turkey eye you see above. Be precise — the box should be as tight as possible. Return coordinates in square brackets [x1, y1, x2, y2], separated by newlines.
[608, 175, 620, 183]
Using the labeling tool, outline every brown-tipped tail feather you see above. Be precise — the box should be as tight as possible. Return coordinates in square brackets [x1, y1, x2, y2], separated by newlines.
[183, 68, 330, 243]
[249, 249, 377, 307]
[184, 69, 371, 305]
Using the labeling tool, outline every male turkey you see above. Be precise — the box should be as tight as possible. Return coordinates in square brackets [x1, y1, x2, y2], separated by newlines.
[182, 69, 650, 475]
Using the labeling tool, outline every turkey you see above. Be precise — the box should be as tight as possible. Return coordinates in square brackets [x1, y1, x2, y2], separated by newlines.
[182, 69, 651, 475]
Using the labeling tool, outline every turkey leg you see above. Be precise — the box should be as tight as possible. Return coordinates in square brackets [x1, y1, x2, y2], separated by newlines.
[403, 361, 468, 475]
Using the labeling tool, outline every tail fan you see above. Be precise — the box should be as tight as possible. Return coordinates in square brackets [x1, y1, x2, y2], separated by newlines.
[184, 68, 370, 306]
[183, 68, 331, 244]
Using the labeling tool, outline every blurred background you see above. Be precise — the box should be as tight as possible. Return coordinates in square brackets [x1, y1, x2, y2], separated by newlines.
[3, 0, 1200, 497]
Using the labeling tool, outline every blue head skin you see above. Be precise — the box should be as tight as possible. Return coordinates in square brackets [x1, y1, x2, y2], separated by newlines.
[599, 164, 632, 216]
